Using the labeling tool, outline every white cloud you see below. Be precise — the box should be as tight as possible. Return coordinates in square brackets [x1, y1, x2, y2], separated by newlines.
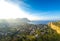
[0, 0, 59, 20]
[0, 0, 41, 20]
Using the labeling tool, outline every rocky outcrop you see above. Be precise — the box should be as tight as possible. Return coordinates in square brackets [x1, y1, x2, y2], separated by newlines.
[48, 22, 60, 34]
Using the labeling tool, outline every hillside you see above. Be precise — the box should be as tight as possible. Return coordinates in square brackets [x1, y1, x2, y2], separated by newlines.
[48, 21, 60, 34]
[0, 20, 60, 41]
[0, 18, 30, 28]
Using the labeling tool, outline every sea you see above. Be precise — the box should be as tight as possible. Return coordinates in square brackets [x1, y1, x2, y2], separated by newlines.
[28, 20, 57, 24]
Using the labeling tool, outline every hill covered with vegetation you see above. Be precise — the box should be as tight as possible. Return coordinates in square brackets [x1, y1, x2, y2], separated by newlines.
[0, 19, 60, 41]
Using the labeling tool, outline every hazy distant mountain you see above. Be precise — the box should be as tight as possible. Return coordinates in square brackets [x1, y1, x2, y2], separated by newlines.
[16, 18, 30, 22]
[0, 18, 30, 28]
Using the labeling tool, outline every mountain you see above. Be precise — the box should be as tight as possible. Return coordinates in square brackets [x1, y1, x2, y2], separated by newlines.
[16, 18, 30, 22]
[0, 18, 30, 28]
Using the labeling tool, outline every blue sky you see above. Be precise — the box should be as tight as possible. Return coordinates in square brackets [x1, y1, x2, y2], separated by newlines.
[15, 0, 60, 20]
[0, 0, 60, 20]
[21, 0, 60, 11]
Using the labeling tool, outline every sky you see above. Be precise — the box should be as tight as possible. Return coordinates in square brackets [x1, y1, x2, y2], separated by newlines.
[0, 0, 60, 20]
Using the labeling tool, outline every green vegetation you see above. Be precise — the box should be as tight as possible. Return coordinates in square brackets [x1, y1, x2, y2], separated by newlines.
[0, 19, 60, 41]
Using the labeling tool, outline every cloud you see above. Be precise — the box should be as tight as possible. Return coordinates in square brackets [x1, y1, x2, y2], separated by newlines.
[0, 0, 60, 20]
[0, 0, 41, 20]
